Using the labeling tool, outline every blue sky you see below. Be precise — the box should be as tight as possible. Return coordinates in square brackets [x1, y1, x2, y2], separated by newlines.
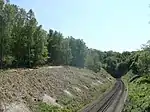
[11, 0, 150, 52]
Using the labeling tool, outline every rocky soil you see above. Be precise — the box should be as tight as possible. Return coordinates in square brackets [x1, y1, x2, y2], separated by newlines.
[0, 66, 114, 112]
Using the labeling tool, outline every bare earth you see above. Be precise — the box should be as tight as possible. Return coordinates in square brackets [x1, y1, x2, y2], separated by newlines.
[0, 66, 114, 112]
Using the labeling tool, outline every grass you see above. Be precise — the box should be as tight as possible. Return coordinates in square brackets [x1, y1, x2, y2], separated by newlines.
[36, 102, 71, 112]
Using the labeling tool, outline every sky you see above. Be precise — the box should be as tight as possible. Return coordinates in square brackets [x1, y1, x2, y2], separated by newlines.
[10, 0, 150, 52]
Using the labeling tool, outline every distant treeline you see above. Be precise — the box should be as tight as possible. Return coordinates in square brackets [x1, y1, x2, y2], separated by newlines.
[0, 0, 150, 78]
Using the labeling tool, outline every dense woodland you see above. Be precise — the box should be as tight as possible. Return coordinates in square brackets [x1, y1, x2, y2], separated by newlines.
[0, 0, 150, 78]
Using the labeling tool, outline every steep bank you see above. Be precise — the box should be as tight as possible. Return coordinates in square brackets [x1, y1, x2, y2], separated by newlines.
[123, 74, 150, 112]
[0, 66, 114, 112]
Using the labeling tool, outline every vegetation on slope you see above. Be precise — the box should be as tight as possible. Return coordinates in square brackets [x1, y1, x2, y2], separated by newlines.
[123, 41, 150, 112]
[123, 74, 150, 112]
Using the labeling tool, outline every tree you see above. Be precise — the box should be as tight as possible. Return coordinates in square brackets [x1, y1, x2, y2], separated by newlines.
[0, 0, 14, 68]
[85, 49, 102, 72]
[129, 41, 150, 76]
[69, 37, 87, 68]
[32, 25, 48, 66]
[142, 40, 150, 51]
[59, 38, 72, 65]
[47, 30, 63, 65]
[0, 0, 149, 78]
[24, 9, 37, 67]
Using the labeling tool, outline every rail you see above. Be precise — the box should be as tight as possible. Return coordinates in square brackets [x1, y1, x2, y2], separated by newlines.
[79, 79, 125, 112]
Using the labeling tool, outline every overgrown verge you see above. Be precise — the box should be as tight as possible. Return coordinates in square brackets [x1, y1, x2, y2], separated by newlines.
[123, 74, 150, 112]
[36, 102, 71, 112]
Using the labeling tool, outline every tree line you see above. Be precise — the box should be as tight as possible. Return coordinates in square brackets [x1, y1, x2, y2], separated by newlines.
[0, 0, 149, 78]
[0, 1, 86, 68]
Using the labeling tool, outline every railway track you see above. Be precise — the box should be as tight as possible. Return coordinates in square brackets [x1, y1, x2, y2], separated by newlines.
[80, 79, 125, 112]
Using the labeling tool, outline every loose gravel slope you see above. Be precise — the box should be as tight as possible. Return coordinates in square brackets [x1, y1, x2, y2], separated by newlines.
[0, 66, 114, 112]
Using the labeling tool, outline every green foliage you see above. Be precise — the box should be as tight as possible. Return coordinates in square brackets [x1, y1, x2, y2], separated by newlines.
[68, 37, 87, 68]
[59, 38, 72, 65]
[85, 49, 102, 72]
[0, 1, 150, 112]
[123, 42, 150, 111]
[0, 1, 149, 79]
[0, 2, 88, 69]
[37, 103, 71, 112]
[47, 30, 64, 65]
[124, 75, 150, 112]
[0, 3, 48, 68]
[130, 48, 150, 76]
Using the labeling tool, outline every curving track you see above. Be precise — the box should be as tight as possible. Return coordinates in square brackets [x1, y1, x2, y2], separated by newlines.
[80, 79, 125, 112]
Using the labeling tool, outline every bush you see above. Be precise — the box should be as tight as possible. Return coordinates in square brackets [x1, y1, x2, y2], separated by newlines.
[37, 103, 71, 112]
